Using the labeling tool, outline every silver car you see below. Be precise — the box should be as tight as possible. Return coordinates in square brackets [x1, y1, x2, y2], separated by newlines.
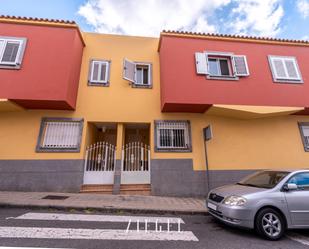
[206, 169, 309, 240]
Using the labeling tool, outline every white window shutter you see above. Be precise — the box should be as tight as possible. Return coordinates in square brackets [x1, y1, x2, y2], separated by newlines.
[1, 41, 21, 64]
[123, 58, 136, 82]
[233, 55, 249, 76]
[272, 58, 287, 79]
[195, 52, 208, 75]
[285, 59, 300, 80]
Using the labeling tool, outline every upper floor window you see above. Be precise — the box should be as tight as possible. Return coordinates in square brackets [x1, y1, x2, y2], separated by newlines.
[298, 122, 309, 152]
[268, 56, 302, 83]
[88, 60, 110, 86]
[195, 51, 249, 79]
[154, 120, 191, 152]
[36, 118, 83, 152]
[0, 36, 27, 69]
[123, 58, 152, 88]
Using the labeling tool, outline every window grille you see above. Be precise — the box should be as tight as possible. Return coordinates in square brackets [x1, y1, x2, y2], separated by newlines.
[155, 121, 191, 151]
[37, 118, 83, 152]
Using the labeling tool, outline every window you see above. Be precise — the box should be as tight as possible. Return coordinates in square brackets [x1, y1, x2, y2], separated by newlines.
[0, 36, 27, 69]
[298, 123, 309, 152]
[155, 120, 191, 152]
[123, 59, 152, 87]
[36, 118, 83, 152]
[268, 56, 302, 83]
[89, 60, 110, 86]
[195, 51, 249, 79]
[288, 173, 309, 190]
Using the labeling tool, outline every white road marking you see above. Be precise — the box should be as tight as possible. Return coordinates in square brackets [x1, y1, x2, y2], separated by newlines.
[15, 212, 184, 224]
[287, 233, 309, 246]
[0, 247, 73, 249]
[0, 226, 198, 241]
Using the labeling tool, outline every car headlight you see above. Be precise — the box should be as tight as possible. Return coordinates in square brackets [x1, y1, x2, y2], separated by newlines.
[223, 196, 247, 206]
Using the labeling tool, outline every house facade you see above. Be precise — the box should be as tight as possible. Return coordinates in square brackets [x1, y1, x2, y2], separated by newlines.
[1, 16, 309, 196]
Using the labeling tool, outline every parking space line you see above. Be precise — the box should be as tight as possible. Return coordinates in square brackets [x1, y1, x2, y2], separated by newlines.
[287, 233, 309, 247]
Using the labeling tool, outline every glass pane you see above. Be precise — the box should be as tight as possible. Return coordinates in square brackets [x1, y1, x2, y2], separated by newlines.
[172, 129, 185, 148]
[208, 58, 219, 76]
[288, 173, 309, 187]
[143, 67, 149, 84]
[136, 68, 143, 84]
[159, 129, 171, 147]
[99, 63, 107, 81]
[92, 63, 99, 81]
[219, 59, 230, 76]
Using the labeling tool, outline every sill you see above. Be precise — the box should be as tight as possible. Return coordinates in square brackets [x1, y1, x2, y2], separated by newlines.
[0, 64, 21, 70]
[88, 81, 109, 87]
[132, 83, 152, 89]
[36, 147, 81, 153]
[273, 79, 303, 84]
[207, 75, 239, 81]
[155, 148, 192, 153]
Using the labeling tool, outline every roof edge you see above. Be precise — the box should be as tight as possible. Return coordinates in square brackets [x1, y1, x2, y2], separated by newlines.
[0, 15, 85, 46]
[158, 30, 309, 51]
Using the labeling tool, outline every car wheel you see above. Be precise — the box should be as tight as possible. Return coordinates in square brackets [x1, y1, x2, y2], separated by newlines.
[255, 208, 286, 240]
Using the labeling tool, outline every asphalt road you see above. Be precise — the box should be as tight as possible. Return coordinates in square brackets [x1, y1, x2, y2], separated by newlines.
[0, 207, 308, 249]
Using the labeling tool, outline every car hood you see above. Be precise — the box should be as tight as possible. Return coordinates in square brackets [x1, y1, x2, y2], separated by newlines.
[211, 184, 267, 197]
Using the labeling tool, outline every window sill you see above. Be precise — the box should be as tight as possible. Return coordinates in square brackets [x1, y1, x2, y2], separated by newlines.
[0, 64, 21, 70]
[155, 148, 192, 153]
[132, 83, 152, 89]
[88, 81, 109, 87]
[207, 75, 239, 81]
[273, 79, 303, 84]
[36, 147, 81, 153]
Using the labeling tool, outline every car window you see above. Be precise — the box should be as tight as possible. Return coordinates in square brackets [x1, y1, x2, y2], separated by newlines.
[238, 171, 289, 189]
[288, 173, 309, 190]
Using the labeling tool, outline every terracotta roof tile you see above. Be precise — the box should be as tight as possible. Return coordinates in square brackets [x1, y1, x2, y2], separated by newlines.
[161, 30, 309, 45]
[0, 15, 76, 25]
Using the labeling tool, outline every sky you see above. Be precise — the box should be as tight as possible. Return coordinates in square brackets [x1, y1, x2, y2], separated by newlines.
[0, 0, 308, 40]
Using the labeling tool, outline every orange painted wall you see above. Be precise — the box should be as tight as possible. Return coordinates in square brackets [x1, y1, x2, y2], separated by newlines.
[159, 35, 309, 112]
[0, 22, 84, 109]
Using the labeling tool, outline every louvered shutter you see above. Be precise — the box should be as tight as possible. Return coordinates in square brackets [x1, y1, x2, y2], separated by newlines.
[284, 59, 300, 80]
[195, 52, 208, 75]
[1, 41, 21, 64]
[272, 58, 287, 79]
[123, 58, 136, 82]
[233, 55, 249, 76]
[0, 40, 4, 56]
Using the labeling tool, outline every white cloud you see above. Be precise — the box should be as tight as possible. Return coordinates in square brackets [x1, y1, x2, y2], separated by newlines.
[297, 0, 309, 18]
[228, 0, 284, 37]
[78, 0, 230, 36]
[78, 0, 285, 37]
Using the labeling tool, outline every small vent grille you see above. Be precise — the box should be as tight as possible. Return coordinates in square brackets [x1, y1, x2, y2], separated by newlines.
[209, 193, 224, 203]
[42, 195, 69, 200]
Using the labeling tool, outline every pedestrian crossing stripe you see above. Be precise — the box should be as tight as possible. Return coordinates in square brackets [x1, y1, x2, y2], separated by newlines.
[14, 212, 185, 224]
[0, 226, 199, 241]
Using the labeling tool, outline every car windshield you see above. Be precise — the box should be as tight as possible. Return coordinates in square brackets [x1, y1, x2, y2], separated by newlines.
[237, 171, 289, 189]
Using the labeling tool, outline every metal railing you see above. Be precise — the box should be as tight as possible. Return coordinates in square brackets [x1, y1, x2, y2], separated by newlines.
[84, 142, 116, 172]
[121, 142, 150, 172]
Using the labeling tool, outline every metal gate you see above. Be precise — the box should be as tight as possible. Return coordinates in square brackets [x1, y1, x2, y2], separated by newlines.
[121, 142, 151, 184]
[83, 142, 116, 184]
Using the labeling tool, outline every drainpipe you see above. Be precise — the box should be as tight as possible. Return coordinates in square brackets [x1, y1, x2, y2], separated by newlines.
[203, 125, 213, 195]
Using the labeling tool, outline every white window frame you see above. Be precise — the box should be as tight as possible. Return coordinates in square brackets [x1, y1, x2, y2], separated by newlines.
[0, 37, 26, 67]
[36, 118, 83, 152]
[89, 60, 110, 85]
[134, 63, 151, 86]
[299, 122, 309, 152]
[268, 55, 302, 83]
[155, 120, 192, 152]
[208, 57, 232, 77]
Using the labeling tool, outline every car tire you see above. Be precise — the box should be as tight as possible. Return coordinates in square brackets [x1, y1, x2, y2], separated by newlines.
[255, 208, 286, 240]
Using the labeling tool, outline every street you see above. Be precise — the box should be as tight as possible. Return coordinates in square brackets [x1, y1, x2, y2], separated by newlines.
[0, 207, 308, 249]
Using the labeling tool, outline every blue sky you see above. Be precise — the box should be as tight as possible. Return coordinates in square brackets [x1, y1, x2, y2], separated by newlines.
[0, 0, 308, 39]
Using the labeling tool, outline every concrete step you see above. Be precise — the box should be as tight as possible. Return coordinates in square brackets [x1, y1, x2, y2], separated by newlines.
[80, 184, 113, 194]
[120, 184, 151, 195]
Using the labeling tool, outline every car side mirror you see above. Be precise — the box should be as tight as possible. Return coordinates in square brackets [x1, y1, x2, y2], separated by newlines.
[283, 183, 298, 191]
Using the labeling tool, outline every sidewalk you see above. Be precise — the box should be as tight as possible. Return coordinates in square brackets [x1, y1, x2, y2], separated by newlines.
[0, 191, 207, 215]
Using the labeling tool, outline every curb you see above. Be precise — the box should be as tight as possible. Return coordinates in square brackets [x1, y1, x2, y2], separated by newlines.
[0, 203, 209, 216]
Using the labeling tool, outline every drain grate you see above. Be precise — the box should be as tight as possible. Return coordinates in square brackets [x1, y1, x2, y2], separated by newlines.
[42, 195, 69, 200]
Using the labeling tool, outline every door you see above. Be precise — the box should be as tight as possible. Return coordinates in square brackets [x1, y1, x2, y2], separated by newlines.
[83, 142, 116, 184]
[121, 142, 150, 184]
[284, 172, 309, 227]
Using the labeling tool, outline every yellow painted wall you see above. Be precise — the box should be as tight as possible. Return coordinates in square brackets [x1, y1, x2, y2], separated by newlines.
[1, 32, 309, 171]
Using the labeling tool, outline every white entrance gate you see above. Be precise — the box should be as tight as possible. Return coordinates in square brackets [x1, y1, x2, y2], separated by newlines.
[121, 142, 151, 184]
[83, 142, 116, 184]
